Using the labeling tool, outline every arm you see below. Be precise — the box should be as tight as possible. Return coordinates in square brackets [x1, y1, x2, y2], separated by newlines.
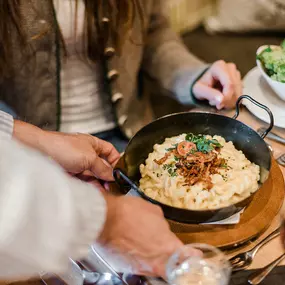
[11, 118, 120, 181]
[142, 0, 208, 105]
[0, 110, 46, 148]
[0, 113, 184, 279]
[0, 139, 106, 279]
[142, 1, 242, 109]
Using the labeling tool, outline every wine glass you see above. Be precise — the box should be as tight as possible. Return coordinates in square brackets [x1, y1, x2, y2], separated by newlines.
[166, 244, 231, 285]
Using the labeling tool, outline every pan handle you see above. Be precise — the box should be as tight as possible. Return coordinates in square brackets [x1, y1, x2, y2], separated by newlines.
[232, 95, 274, 139]
[113, 168, 141, 194]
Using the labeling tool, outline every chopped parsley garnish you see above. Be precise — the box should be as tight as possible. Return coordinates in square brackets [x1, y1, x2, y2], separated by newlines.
[168, 168, 177, 177]
[163, 163, 177, 177]
[185, 133, 223, 153]
[209, 139, 223, 148]
[166, 143, 178, 152]
[221, 174, 228, 182]
[185, 133, 203, 142]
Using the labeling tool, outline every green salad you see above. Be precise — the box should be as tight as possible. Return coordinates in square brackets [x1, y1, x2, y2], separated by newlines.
[257, 40, 285, 83]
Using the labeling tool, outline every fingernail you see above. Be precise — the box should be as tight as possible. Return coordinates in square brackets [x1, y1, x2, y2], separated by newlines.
[102, 159, 111, 168]
[217, 103, 225, 110]
[216, 95, 223, 104]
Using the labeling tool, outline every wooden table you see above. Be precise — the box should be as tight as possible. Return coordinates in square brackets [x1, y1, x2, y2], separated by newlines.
[1, 108, 284, 284]
[222, 107, 285, 269]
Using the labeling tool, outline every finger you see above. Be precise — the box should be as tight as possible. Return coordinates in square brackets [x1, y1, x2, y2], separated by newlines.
[226, 63, 242, 107]
[192, 82, 225, 110]
[135, 240, 184, 278]
[225, 63, 238, 107]
[233, 69, 243, 97]
[89, 154, 115, 181]
[88, 179, 107, 191]
[76, 170, 96, 182]
[151, 241, 185, 278]
[92, 137, 120, 167]
[236, 71, 243, 97]
[196, 69, 214, 86]
[78, 170, 94, 177]
[211, 61, 235, 103]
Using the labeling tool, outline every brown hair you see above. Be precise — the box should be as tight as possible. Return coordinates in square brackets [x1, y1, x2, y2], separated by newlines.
[0, 0, 144, 77]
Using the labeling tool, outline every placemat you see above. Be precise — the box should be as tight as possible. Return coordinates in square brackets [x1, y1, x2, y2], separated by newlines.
[230, 265, 285, 284]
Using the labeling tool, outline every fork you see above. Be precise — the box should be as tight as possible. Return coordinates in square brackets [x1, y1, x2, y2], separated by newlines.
[248, 253, 285, 284]
[229, 227, 280, 271]
[277, 153, 285, 167]
[257, 127, 285, 145]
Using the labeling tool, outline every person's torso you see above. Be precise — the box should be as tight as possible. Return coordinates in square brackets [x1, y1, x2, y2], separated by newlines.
[54, 0, 116, 134]
[0, 0, 155, 137]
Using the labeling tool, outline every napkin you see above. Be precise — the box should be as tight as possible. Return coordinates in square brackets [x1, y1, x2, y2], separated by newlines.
[127, 188, 244, 225]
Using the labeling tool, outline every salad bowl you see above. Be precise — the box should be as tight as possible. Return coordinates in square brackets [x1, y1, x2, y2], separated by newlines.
[256, 44, 285, 101]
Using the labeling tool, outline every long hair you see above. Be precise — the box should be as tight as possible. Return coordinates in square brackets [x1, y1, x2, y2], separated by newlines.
[0, 0, 144, 78]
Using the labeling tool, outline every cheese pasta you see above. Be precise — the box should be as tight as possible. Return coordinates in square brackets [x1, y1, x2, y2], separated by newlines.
[139, 134, 260, 210]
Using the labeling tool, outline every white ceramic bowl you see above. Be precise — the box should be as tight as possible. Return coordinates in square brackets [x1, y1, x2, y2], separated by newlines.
[256, 45, 285, 101]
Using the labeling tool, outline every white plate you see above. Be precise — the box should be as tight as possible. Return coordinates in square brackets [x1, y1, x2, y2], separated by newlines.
[243, 66, 285, 129]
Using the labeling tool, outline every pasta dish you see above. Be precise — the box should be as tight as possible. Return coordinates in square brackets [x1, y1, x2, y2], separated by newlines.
[139, 133, 260, 210]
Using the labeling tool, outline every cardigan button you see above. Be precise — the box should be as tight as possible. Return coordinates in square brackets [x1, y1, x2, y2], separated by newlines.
[107, 70, 119, 81]
[125, 128, 133, 138]
[39, 19, 47, 25]
[111, 92, 123, 103]
[118, 115, 128, 126]
[104, 47, 115, 58]
[102, 17, 110, 24]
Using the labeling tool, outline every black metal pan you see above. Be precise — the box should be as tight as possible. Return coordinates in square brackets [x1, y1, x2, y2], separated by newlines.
[114, 95, 274, 224]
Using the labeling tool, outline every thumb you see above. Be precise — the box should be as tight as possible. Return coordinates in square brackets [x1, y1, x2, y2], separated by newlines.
[193, 82, 224, 109]
[90, 155, 114, 181]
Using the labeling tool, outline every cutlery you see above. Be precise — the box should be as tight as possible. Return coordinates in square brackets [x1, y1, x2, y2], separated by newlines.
[229, 227, 280, 271]
[75, 261, 101, 284]
[248, 253, 285, 284]
[90, 246, 129, 285]
[277, 153, 285, 167]
[257, 127, 285, 145]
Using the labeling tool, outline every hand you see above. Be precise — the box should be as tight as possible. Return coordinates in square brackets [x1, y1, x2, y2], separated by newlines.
[13, 121, 120, 181]
[193, 60, 242, 110]
[98, 195, 193, 278]
[40, 132, 120, 181]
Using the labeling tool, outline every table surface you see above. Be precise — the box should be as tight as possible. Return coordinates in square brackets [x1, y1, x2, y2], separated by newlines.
[1, 107, 285, 284]
[221, 107, 285, 269]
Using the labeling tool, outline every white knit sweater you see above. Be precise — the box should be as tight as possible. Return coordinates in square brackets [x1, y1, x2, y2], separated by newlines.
[0, 111, 106, 279]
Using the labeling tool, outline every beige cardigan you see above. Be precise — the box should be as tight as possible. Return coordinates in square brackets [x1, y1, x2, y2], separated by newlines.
[0, 0, 206, 138]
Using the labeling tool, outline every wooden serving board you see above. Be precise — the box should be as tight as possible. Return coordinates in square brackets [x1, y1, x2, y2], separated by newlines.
[110, 157, 285, 249]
